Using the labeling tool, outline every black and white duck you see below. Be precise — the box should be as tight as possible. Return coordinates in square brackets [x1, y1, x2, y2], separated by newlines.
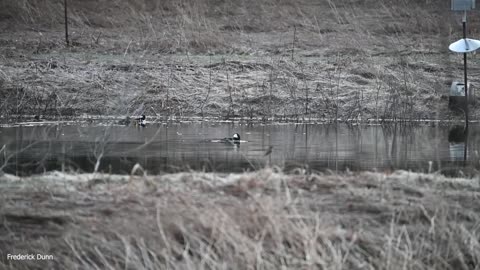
[221, 133, 241, 144]
[135, 114, 146, 127]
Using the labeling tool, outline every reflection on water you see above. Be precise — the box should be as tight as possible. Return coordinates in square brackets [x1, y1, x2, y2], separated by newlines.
[448, 125, 467, 162]
[0, 122, 479, 175]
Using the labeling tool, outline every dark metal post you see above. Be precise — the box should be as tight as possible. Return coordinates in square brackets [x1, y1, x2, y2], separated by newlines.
[463, 13, 468, 131]
[291, 26, 296, 62]
[464, 127, 468, 164]
[64, 0, 69, 46]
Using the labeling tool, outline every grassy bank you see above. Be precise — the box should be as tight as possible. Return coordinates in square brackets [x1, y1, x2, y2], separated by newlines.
[1, 169, 480, 269]
[1, 0, 480, 121]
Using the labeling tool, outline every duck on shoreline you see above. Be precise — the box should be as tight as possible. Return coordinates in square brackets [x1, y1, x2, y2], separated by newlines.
[135, 114, 146, 127]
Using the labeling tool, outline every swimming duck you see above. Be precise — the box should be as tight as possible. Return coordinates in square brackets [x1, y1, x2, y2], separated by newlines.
[222, 133, 241, 144]
[136, 114, 146, 127]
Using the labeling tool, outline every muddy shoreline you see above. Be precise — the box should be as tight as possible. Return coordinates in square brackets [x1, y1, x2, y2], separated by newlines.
[0, 114, 475, 126]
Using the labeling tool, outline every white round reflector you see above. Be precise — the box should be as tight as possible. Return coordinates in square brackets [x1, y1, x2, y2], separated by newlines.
[449, 38, 480, 53]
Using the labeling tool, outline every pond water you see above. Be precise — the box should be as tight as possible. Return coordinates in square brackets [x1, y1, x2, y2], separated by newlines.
[0, 122, 478, 175]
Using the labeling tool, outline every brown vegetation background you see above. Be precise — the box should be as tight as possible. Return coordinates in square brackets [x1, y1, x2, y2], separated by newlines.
[0, 0, 479, 121]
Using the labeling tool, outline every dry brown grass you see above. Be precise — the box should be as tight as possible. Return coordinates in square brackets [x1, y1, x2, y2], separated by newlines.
[1, 169, 480, 269]
[1, 0, 479, 121]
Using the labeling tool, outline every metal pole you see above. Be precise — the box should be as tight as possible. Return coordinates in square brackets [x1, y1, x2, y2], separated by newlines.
[464, 128, 468, 164]
[64, 0, 69, 46]
[463, 12, 468, 131]
[463, 10, 469, 163]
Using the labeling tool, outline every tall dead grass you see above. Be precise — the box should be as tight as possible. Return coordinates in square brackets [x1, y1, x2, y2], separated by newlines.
[0, 0, 475, 120]
[1, 169, 480, 269]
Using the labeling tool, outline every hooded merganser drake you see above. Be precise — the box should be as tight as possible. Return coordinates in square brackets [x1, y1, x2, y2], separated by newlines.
[222, 133, 241, 144]
[136, 114, 146, 127]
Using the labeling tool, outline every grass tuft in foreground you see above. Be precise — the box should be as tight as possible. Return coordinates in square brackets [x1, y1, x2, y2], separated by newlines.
[1, 169, 480, 269]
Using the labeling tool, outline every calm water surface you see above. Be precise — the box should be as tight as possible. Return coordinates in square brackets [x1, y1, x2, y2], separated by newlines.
[0, 122, 478, 175]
